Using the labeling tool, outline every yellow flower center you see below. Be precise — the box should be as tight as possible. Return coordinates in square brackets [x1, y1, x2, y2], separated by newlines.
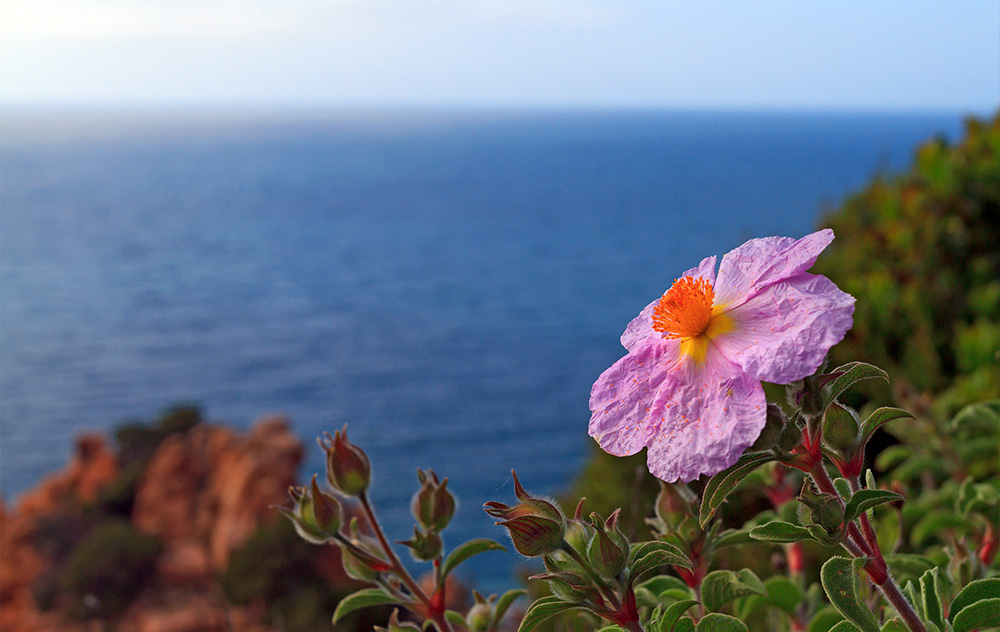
[652, 276, 733, 363]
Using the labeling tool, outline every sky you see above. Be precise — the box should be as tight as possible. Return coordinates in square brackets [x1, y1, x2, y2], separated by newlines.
[2, 0, 998, 110]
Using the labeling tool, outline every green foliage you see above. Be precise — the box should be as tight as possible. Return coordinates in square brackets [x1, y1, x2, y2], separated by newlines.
[819, 557, 879, 632]
[60, 519, 161, 619]
[220, 517, 371, 632]
[813, 114, 1000, 413]
[114, 404, 203, 467]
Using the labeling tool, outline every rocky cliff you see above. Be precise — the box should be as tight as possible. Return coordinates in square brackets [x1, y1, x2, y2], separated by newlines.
[0, 415, 351, 632]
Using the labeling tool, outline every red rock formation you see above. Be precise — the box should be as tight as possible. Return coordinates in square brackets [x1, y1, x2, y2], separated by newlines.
[0, 416, 323, 632]
[1, 434, 119, 632]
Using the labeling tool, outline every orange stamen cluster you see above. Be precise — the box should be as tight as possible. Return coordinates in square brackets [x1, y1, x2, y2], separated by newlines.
[652, 276, 715, 339]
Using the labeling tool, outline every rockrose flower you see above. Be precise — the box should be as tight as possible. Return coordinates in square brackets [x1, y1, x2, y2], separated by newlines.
[589, 229, 854, 482]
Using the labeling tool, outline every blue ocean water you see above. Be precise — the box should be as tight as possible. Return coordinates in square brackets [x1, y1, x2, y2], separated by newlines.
[0, 109, 967, 587]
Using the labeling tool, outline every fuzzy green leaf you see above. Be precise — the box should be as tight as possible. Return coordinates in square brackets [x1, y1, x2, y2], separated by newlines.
[824, 362, 888, 408]
[843, 490, 904, 524]
[700, 452, 782, 527]
[949, 578, 1000, 623]
[696, 613, 748, 632]
[673, 618, 696, 632]
[883, 554, 936, 582]
[828, 623, 863, 632]
[919, 568, 945, 630]
[749, 520, 813, 543]
[516, 596, 589, 632]
[628, 541, 693, 584]
[713, 528, 755, 549]
[701, 569, 766, 613]
[952, 598, 1000, 632]
[808, 606, 846, 632]
[859, 407, 914, 445]
[442, 538, 506, 579]
[820, 557, 880, 632]
[493, 589, 527, 628]
[656, 600, 699, 632]
[332, 588, 398, 624]
[445, 610, 469, 631]
[879, 621, 909, 632]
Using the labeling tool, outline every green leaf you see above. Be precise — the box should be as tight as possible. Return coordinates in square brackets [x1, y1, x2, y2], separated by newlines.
[820, 557, 880, 632]
[843, 489, 904, 524]
[875, 446, 911, 471]
[628, 541, 693, 584]
[713, 528, 755, 550]
[910, 510, 967, 546]
[883, 554, 936, 582]
[949, 578, 1000, 623]
[492, 589, 527, 628]
[516, 596, 589, 632]
[701, 569, 766, 612]
[441, 538, 506, 579]
[879, 620, 909, 632]
[737, 575, 806, 620]
[859, 407, 914, 445]
[749, 520, 813, 543]
[952, 598, 1000, 632]
[875, 507, 901, 553]
[597, 627, 628, 632]
[919, 568, 945, 630]
[673, 618, 696, 632]
[700, 452, 782, 527]
[445, 610, 470, 631]
[951, 400, 1000, 433]
[763, 576, 805, 613]
[824, 362, 888, 407]
[636, 575, 692, 598]
[655, 600, 699, 632]
[809, 606, 846, 632]
[332, 588, 398, 624]
[695, 613, 748, 632]
[828, 623, 863, 632]
[834, 477, 854, 500]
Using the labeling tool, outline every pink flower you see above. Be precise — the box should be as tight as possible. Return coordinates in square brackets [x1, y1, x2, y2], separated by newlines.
[589, 229, 854, 483]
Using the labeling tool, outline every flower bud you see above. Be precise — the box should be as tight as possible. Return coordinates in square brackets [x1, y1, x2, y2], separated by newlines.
[485, 471, 566, 557]
[411, 469, 456, 531]
[466, 592, 494, 632]
[812, 498, 845, 537]
[320, 426, 371, 496]
[654, 481, 694, 528]
[496, 515, 564, 557]
[280, 478, 341, 545]
[398, 526, 443, 561]
[587, 526, 626, 579]
[310, 475, 342, 534]
[822, 402, 860, 449]
[375, 609, 422, 632]
[340, 517, 392, 580]
[751, 404, 788, 451]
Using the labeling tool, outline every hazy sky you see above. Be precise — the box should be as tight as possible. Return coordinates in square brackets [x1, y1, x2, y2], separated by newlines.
[2, 0, 998, 109]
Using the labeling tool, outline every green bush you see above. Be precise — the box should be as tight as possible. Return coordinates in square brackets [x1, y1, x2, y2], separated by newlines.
[813, 114, 1000, 415]
[60, 519, 161, 619]
[220, 517, 381, 631]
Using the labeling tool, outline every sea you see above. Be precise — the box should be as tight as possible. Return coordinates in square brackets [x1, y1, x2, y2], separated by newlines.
[0, 108, 971, 589]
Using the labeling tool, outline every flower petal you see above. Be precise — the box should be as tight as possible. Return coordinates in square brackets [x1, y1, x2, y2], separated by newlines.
[589, 338, 682, 456]
[620, 256, 717, 352]
[713, 273, 855, 384]
[713, 229, 834, 310]
[644, 350, 766, 482]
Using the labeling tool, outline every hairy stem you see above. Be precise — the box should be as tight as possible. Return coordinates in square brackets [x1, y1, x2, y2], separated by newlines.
[358, 492, 433, 607]
[810, 463, 927, 632]
[559, 543, 623, 611]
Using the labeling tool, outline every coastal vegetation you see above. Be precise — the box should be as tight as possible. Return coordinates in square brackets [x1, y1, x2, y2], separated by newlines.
[0, 113, 996, 632]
